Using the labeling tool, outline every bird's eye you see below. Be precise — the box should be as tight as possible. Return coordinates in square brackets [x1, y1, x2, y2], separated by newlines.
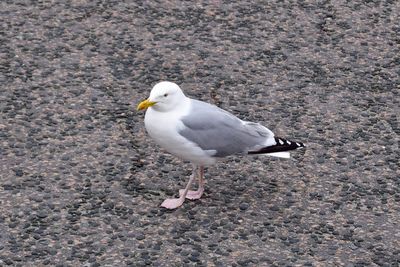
[164, 93, 168, 97]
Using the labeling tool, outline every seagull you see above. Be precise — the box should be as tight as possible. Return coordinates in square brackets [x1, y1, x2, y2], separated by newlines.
[137, 81, 305, 209]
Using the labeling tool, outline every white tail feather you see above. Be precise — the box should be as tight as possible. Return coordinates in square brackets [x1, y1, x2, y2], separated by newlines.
[266, 152, 291, 159]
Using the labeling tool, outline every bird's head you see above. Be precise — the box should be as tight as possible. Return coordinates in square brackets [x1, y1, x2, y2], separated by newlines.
[137, 81, 186, 112]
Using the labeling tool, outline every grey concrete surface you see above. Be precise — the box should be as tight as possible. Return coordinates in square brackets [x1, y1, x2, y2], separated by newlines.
[1, 1, 399, 266]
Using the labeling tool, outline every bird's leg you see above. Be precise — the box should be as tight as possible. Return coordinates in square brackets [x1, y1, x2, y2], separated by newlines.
[179, 165, 205, 200]
[161, 166, 197, 209]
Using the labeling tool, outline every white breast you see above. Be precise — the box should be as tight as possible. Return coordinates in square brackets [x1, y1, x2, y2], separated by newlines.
[144, 101, 216, 166]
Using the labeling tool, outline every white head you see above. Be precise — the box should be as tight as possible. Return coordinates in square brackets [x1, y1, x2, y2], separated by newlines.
[137, 81, 186, 112]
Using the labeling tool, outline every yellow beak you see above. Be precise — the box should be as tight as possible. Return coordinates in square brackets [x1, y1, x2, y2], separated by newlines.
[137, 99, 156, 111]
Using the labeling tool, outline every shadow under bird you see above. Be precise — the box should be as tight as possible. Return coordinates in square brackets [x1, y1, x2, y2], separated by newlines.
[137, 81, 305, 209]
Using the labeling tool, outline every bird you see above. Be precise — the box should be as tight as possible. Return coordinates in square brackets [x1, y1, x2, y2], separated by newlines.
[137, 81, 305, 209]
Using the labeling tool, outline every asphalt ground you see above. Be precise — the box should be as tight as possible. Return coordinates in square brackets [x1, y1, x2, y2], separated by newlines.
[1, 1, 399, 266]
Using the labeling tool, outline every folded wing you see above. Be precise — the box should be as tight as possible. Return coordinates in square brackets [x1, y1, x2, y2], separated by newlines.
[178, 100, 275, 157]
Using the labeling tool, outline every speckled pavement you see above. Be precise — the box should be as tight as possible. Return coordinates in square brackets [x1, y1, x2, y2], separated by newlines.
[1, 1, 399, 266]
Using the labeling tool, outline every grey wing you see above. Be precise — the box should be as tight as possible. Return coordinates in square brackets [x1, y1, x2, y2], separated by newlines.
[178, 100, 274, 157]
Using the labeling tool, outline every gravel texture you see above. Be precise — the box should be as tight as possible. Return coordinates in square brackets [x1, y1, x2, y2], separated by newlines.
[1, 1, 400, 266]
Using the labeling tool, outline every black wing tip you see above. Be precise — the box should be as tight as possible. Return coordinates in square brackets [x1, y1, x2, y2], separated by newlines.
[248, 137, 305, 155]
[276, 137, 305, 148]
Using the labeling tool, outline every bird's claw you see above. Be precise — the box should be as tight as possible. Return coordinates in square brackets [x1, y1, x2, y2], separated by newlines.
[179, 189, 204, 200]
[161, 198, 184, 209]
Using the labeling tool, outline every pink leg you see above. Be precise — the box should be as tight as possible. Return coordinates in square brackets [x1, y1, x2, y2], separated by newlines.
[161, 167, 196, 209]
[179, 166, 205, 200]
